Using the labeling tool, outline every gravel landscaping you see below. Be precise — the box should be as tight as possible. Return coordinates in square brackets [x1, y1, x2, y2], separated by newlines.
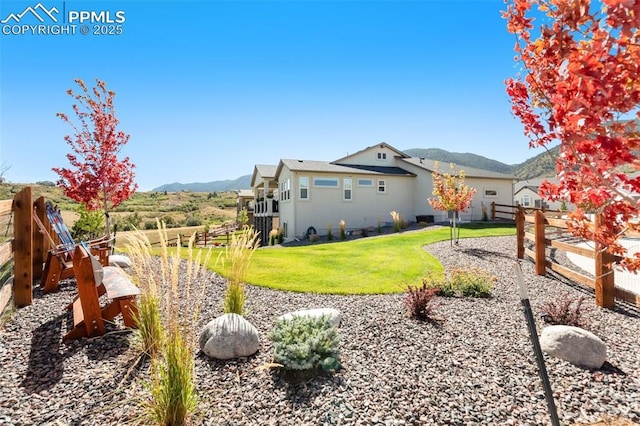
[0, 234, 639, 425]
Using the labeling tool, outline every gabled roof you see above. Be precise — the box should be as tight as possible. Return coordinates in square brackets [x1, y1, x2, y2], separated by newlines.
[250, 164, 278, 187]
[332, 142, 410, 164]
[514, 185, 540, 196]
[275, 159, 415, 179]
[400, 157, 516, 180]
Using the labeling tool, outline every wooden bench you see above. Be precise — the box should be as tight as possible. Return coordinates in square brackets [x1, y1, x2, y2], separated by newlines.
[63, 244, 141, 342]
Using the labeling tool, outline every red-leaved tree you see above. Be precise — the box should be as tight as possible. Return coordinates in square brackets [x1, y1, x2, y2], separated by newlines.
[429, 162, 477, 245]
[504, 0, 640, 271]
[54, 78, 137, 239]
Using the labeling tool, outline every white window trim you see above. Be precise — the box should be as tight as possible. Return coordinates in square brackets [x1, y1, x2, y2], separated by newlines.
[357, 178, 374, 187]
[377, 179, 386, 193]
[343, 178, 353, 201]
[299, 176, 309, 200]
[483, 188, 498, 198]
[313, 177, 339, 188]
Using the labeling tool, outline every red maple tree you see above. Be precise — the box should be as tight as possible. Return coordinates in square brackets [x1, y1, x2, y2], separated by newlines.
[54, 78, 137, 239]
[504, 0, 640, 271]
[429, 162, 477, 245]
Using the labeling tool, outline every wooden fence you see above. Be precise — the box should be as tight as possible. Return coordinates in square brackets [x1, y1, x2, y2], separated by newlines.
[160, 223, 239, 247]
[515, 207, 640, 308]
[0, 193, 14, 315]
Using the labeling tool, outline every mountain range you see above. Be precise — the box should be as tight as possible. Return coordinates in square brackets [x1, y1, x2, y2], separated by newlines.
[152, 146, 559, 192]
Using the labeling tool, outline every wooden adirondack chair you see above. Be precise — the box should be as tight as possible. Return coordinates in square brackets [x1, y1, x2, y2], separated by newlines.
[33, 201, 112, 293]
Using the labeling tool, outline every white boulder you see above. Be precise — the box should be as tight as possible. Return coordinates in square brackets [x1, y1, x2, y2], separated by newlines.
[109, 254, 132, 268]
[540, 325, 607, 369]
[278, 308, 341, 327]
[199, 313, 260, 360]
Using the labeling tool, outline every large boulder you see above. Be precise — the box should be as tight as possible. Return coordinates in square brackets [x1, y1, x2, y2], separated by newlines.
[540, 325, 607, 369]
[109, 254, 132, 268]
[199, 313, 259, 360]
[277, 308, 341, 327]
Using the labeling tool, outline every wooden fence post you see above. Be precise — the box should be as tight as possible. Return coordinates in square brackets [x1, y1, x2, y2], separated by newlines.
[516, 206, 525, 259]
[13, 187, 33, 307]
[534, 210, 546, 276]
[594, 214, 615, 308]
[32, 196, 46, 280]
[491, 202, 496, 220]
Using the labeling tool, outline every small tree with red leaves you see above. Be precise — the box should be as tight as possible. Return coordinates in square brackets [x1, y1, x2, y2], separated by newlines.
[54, 78, 137, 239]
[504, 0, 640, 271]
[429, 162, 477, 246]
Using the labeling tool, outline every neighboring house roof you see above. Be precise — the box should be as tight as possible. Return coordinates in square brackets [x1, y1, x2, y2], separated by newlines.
[400, 157, 516, 180]
[237, 189, 254, 198]
[332, 141, 410, 164]
[250, 164, 278, 187]
[514, 177, 558, 193]
[275, 159, 415, 179]
[514, 186, 540, 196]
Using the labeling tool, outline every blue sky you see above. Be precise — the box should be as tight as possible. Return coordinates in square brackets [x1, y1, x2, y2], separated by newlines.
[0, 0, 540, 191]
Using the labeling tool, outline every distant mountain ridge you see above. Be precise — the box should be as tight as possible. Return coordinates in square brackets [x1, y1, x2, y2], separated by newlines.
[152, 175, 252, 193]
[403, 146, 559, 180]
[153, 147, 559, 192]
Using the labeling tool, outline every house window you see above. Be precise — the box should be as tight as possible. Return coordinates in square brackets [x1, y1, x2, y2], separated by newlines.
[282, 222, 288, 238]
[521, 195, 532, 207]
[343, 178, 352, 200]
[377, 152, 387, 160]
[299, 176, 309, 200]
[377, 179, 386, 193]
[313, 177, 339, 187]
[358, 179, 373, 187]
[280, 179, 290, 201]
[484, 188, 498, 198]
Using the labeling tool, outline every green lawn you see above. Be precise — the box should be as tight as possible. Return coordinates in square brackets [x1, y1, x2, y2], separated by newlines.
[206, 223, 516, 295]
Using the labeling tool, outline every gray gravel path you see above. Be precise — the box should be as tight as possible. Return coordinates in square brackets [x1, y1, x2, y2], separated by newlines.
[0, 233, 639, 425]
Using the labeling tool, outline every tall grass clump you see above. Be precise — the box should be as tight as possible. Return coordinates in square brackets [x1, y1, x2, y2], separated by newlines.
[326, 223, 333, 241]
[339, 220, 347, 240]
[268, 228, 279, 246]
[222, 226, 260, 315]
[390, 211, 407, 232]
[125, 220, 212, 425]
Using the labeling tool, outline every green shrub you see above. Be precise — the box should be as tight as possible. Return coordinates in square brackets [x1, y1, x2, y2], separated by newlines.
[185, 216, 202, 227]
[144, 220, 158, 230]
[361, 228, 369, 237]
[326, 223, 333, 241]
[419, 274, 455, 297]
[71, 204, 105, 240]
[539, 294, 590, 329]
[450, 268, 495, 298]
[269, 315, 341, 373]
[404, 281, 440, 321]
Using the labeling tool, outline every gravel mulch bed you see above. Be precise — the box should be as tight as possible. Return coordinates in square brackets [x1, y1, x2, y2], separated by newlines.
[0, 234, 639, 425]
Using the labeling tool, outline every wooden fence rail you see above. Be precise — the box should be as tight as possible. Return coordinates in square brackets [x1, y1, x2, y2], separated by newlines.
[515, 206, 639, 308]
[0, 197, 14, 315]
